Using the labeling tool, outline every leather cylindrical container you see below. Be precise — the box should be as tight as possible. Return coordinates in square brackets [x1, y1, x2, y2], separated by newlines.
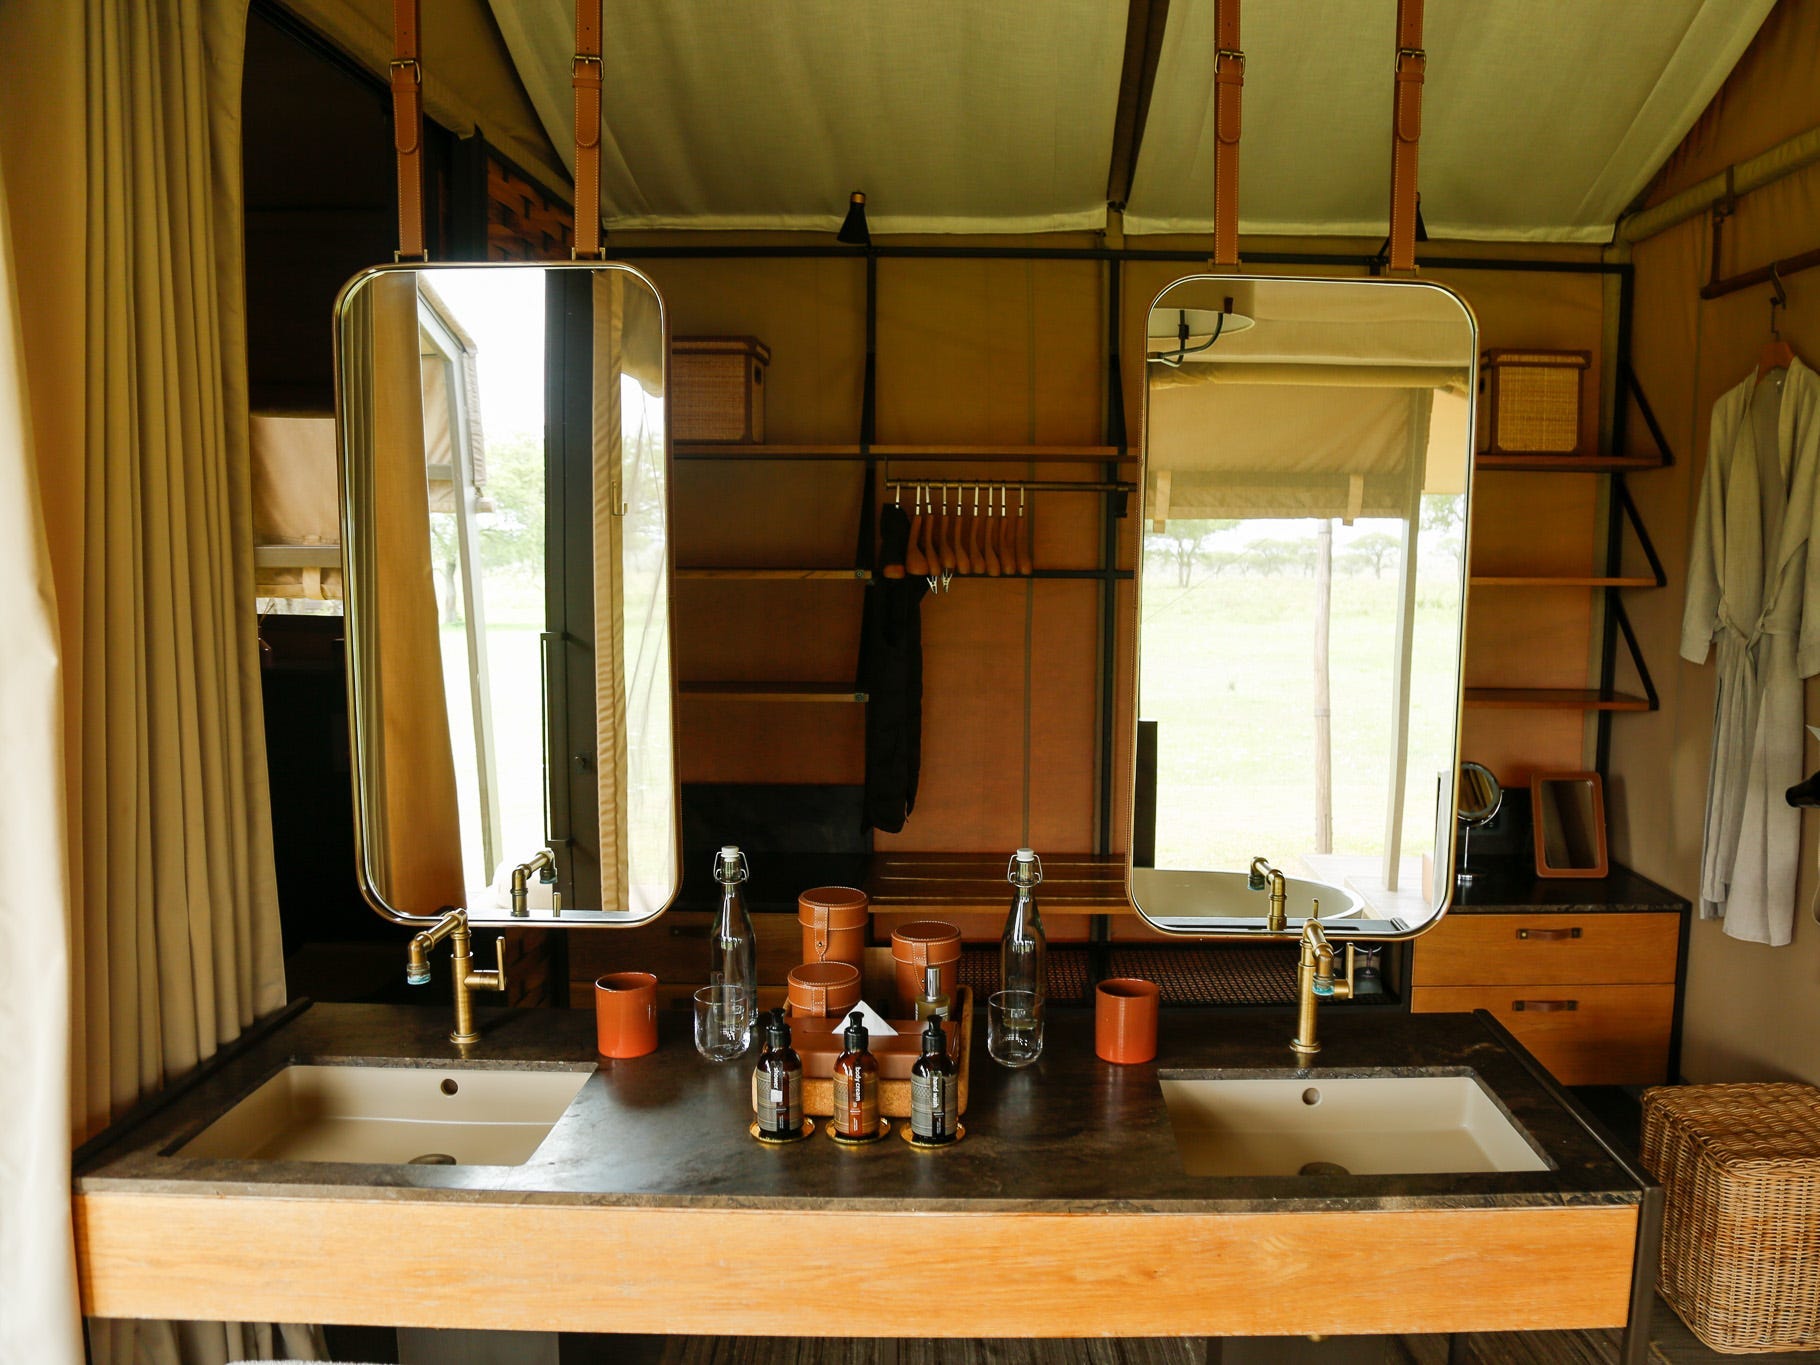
[1095, 977, 1160, 1065]
[797, 886, 869, 966]
[595, 971, 659, 1058]
[786, 961, 862, 1018]
[890, 920, 963, 1015]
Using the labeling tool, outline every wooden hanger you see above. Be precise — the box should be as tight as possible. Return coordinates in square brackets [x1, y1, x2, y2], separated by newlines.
[905, 486, 928, 577]
[1759, 265, 1796, 379]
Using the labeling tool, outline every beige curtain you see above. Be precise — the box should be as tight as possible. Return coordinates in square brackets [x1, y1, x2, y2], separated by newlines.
[593, 273, 629, 909]
[0, 130, 84, 1365]
[344, 274, 467, 917]
[0, 2, 317, 1360]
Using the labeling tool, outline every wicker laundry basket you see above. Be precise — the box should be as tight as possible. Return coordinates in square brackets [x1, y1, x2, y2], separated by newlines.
[1640, 1082, 1820, 1353]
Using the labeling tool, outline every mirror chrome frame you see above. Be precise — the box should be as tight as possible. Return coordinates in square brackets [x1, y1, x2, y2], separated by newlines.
[332, 260, 682, 929]
[1126, 273, 1478, 942]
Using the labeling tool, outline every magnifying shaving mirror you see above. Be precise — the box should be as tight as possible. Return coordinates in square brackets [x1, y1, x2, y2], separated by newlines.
[335, 262, 680, 928]
[1128, 275, 1476, 940]
[1455, 760, 1504, 885]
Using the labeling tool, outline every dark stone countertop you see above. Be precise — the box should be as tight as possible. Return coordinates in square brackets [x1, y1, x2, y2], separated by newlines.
[1445, 862, 1688, 916]
[74, 1000, 1650, 1215]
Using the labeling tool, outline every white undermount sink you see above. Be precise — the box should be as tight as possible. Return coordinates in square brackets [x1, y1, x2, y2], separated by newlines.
[1160, 1072, 1550, 1177]
[1131, 867, 1365, 929]
[176, 1063, 592, 1166]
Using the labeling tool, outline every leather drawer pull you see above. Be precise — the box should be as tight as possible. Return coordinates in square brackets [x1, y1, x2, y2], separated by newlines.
[1512, 999, 1578, 1013]
[1516, 927, 1582, 941]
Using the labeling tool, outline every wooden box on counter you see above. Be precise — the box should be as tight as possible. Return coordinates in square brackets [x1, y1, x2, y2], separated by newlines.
[796, 986, 973, 1119]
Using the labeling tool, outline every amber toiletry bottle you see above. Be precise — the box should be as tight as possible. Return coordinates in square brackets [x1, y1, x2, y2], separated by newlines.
[831, 1012, 880, 1138]
[914, 964, 950, 1023]
[909, 1017, 958, 1143]
[753, 1008, 802, 1137]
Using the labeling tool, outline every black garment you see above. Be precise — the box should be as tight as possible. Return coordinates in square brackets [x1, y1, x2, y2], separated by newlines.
[858, 504, 927, 833]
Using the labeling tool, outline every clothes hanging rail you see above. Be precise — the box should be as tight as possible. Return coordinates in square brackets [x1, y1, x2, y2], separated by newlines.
[1703, 243, 1820, 300]
[886, 477, 1135, 496]
[1703, 175, 1820, 299]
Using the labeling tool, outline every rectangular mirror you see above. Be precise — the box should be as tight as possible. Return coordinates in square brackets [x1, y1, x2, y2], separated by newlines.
[1129, 276, 1476, 938]
[336, 263, 679, 927]
[1532, 772, 1608, 879]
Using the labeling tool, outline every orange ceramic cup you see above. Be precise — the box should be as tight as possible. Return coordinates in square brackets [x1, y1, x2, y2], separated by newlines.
[890, 920, 962, 1015]
[786, 961, 862, 1018]
[595, 971, 659, 1058]
[1095, 977, 1160, 1064]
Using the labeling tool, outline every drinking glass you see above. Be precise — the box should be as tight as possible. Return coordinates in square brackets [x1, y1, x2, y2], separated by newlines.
[987, 989, 1043, 1068]
[693, 984, 751, 1061]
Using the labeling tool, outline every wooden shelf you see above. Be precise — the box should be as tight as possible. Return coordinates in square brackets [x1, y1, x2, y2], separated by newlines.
[679, 682, 868, 703]
[1470, 575, 1659, 588]
[673, 442, 1129, 464]
[872, 443, 1128, 464]
[674, 443, 861, 461]
[1464, 688, 1652, 712]
[675, 567, 872, 582]
[1474, 453, 1666, 473]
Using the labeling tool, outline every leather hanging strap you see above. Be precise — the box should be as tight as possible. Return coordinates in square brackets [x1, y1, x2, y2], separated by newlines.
[391, 0, 425, 260]
[1387, 0, 1426, 274]
[1211, 0, 1243, 268]
[572, 0, 605, 259]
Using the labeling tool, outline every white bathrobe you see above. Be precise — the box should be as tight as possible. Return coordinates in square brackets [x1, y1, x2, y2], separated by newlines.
[1681, 358, 1820, 946]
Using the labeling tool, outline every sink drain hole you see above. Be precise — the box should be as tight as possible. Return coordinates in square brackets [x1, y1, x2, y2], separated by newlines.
[1299, 1161, 1350, 1177]
[439, 1078, 460, 1096]
[409, 1152, 458, 1165]
[1301, 1087, 1321, 1106]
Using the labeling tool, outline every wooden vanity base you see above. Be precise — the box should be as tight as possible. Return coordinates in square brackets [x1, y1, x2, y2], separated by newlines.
[76, 1192, 1636, 1338]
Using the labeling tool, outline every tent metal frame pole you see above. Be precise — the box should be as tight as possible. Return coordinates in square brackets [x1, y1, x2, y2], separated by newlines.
[600, 242, 1632, 278]
[1097, 259, 1126, 859]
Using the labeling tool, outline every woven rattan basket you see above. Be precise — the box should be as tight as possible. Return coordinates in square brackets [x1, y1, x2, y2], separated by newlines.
[1641, 1082, 1820, 1353]
[1478, 349, 1588, 456]
[672, 335, 769, 443]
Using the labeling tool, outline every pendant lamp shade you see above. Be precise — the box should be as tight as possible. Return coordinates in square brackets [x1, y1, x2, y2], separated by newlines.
[837, 191, 871, 246]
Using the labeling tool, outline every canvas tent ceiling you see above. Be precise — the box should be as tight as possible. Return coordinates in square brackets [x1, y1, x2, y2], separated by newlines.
[481, 0, 1772, 241]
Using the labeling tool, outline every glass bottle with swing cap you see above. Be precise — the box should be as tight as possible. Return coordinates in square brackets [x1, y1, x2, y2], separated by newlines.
[710, 845, 758, 1027]
[1000, 848, 1046, 1006]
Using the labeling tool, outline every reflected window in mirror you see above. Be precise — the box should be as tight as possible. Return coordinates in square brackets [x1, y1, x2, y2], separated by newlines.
[337, 263, 679, 929]
[1130, 277, 1476, 938]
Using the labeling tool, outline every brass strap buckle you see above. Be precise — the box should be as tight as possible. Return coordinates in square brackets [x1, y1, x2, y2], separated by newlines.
[1215, 47, 1245, 75]
[571, 54, 603, 83]
[1395, 47, 1426, 75]
[388, 57, 421, 85]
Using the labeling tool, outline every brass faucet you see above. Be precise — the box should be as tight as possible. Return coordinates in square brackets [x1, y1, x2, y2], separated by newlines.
[1290, 917, 1355, 1058]
[405, 909, 508, 1046]
[509, 849, 557, 917]
[1249, 856, 1288, 932]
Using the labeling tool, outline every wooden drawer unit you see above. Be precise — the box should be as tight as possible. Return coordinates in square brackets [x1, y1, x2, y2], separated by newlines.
[1412, 912, 1678, 987]
[1412, 911, 1679, 1086]
[1410, 984, 1674, 1087]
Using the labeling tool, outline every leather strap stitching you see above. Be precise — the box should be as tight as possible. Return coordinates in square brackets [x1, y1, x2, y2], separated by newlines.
[1387, 0, 1425, 273]
[392, 0, 424, 260]
[573, 0, 605, 259]
[1211, 0, 1242, 268]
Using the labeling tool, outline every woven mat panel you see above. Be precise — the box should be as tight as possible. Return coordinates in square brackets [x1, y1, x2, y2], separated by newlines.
[956, 947, 1091, 1003]
[1641, 1082, 1820, 1354]
[1107, 946, 1299, 1006]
